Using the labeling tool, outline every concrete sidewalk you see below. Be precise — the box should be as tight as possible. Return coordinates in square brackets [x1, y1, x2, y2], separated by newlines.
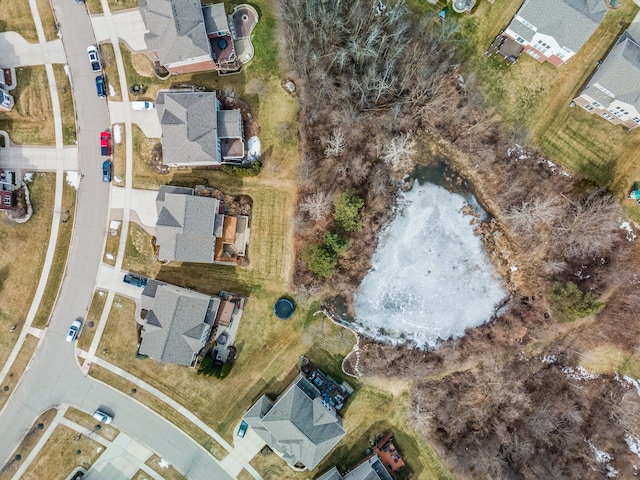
[91, 9, 147, 52]
[109, 102, 162, 139]
[0, 32, 66, 67]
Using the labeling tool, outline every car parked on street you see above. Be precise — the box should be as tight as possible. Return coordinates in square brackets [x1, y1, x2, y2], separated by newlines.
[102, 160, 112, 183]
[95, 75, 106, 98]
[87, 46, 101, 72]
[66, 319, 82, 342]
[100, 131, 111, 156]
[92, 409, 113, 424]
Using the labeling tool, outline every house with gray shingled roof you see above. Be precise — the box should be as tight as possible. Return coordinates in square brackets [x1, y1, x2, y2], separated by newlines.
[573, 16, 640, 130]
[504, 0, 608, 66]
[243, 375, 346, 471]
[156, 90, 244, 167]
[139, 0, 216, 74]
[155, 185, 249, 264]
[138, 279, 221, 366]
[316, 455, 393, 480]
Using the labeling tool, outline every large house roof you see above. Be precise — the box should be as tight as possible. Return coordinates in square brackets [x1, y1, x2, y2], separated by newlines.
[139, 280, 220, 366]
[139, 0, 211, 66]
[155, 185, 222, 263]
[156, 91, 220, 166]
[202, 3, 230, 35]
[244, 376, 346, 470]
[584, 35, 640, 112]
[511, 0, 607, 52]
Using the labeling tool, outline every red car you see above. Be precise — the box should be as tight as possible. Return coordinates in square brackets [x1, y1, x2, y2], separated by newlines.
[100, 131, 111, 156]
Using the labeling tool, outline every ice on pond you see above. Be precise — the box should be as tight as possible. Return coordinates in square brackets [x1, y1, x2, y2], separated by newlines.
[353, 181, 507, 347]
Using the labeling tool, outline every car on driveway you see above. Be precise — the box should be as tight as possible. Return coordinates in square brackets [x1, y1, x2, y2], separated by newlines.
[92, 409, 113, 424]
[131, 101, 154, 111]
[123, 273, 147, 287]
[100, 131, 111, 156]
[237, 420, 248, 438]
[87, 46, 101, 72]
[66, 319, 82, 342]
[95, 75, 106, 98]
[102, 160, 112, 183]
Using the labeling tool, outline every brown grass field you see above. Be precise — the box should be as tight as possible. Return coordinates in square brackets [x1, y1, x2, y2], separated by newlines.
[100, 43, 123, 102]
[77, 290, 108, 353]
[21, 424, 104, 480]
[64, 407, 120, 442]
[35, 0, 57, 42]
[0, 2, 37, 42]
[0, 67, 54, 145]
[0, 174, 54, 369]
[53, 65, 78, 145]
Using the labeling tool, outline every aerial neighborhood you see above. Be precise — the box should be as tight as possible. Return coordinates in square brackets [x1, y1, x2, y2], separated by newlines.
[1, 0, 640, 478]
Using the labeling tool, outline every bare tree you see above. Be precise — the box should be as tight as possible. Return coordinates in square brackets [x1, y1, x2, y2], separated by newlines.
[324, 128, 346, 157]
[299, 191, 332, 221]
[380, 133, 416, 172]
[506, 196, 563, 233]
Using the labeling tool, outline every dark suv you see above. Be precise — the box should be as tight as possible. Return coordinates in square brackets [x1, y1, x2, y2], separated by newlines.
[95, 75, 106, 98]
[123, 274, 147, 287]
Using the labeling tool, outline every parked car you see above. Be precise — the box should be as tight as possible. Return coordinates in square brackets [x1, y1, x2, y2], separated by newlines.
[131, 101, 154, 111]
[123, 274, 147, 287]
[87, 46, 101, 72]
[92, 409, 113, 424]
[100, 131, 111, 156]
[95, 75, 106, 98]
[66, 319, 82, 342]
[102, 160, 112, 183]
[237, 420, 248, 438]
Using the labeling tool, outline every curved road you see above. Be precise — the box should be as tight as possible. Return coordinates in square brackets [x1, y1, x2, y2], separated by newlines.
[0, 2, 232, 479]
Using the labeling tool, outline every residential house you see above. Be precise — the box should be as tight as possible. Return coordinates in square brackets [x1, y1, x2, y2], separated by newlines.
[154, 185, 249, 264]
[0, 169, 16, 210]
[138, 279, 221, 367]
[0, 66, 13, 112]
[243, 374, 347, 471]
[156, 90, 244, 167]
[573, 22, 640, 129]
[140, 0, 258, 74]
[503, 0, 608, 66]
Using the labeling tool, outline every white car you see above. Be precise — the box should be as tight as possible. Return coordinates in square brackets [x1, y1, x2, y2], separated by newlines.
[66, 319, 82, 342]
[92, 409, 113, 424]
[131, 101, 155, 111]
[87, 46, 101, 72]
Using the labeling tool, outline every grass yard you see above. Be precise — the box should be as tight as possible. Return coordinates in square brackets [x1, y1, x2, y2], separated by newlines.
[0, 66, 54, 145]
[99, 43, 122, 102]
[64, 407, 119, 442]
[0, 335, 39, 413]
[0, 174, 54, 370]
[145, 454, 187, 480]
[77, 290, 107, 353]
[459, 1, 640, 209]
[0, 408, 58, 480]
[85, 0, 103, 15]
[33, 180, 77, 328]
[53, 65, 77, 145]
[580, 346, 640, 379]
[0, 2, 37, 42]
[21, 424, 104, 480]
[35, 0, 58, 42]
[89, 362, 227, 460]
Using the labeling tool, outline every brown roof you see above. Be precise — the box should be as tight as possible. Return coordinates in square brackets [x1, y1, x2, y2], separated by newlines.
[222, 215, 237, 242]
[215, 300, 235, 327]
[214, 237, 225, 260]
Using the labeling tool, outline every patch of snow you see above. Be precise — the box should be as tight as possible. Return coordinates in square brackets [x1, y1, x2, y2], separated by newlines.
[620, 221, 636, 241]
[109, 84, 116, 97]
[158, 458, 170, 468]
[97, 447, 103, 453]
[626, 433, 640, 459]
[538, 159, 571, 177]
[541, 354, 557, 364]
[105, 253, 114, 260]
[615, 373, 640, 397]
[98, 291, 105, 296]
[374, 0, 386, 16]
[510, 265, 518, 272]
[246, 136, 261, 162]
[23, 172, 34, 183]
[113, 124, 122, 144]
[114, 175, 123, 184]
[563, 365, 599, 381]
[586, 438, 618, 477]
[65, 171, 81, 190]
[353, 182, 507, 347]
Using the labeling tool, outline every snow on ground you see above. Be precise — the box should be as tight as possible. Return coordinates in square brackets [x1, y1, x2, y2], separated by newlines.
[114, 175, 123, 184]
[626, 433, 640, 459]
[247, 136, 261, 161]
[105, 253, 114, 260]
[23, 172, 34, 183]
[65, 171, 81, 190]
[158, 458, 170, 468]
[109, 84, 116, 97]
[113, 124, 122, 144]
[353, 182, 507, 347]
[562, 365, 599, 381]
[586, 438, 618, 478]
[620, 221, 636, 241]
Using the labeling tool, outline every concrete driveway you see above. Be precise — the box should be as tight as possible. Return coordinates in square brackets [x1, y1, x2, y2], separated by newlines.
[110, 186, 158, 230]
[91, 9, 147, 52]
[109, 102, 162, 139]
[220, 424, 267, 478]
[96, 264, 145, 300]
[0, 142, 79, 172]
[0, 32, 66, 67]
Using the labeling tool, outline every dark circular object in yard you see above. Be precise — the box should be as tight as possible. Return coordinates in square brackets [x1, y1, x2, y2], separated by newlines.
[218, 333, 228, 345]
[14, 455, 21, 462]
[218, 38, 228, 50]
[76, 450, 81, 455]
[2, 386, 8, 392]
[37, 423, 44, 430]
[88, 321, 95, 328]
[274, 298, 295, 320]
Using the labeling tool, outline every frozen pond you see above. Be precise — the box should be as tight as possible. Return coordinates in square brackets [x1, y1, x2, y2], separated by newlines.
[353, 181, 507, 347]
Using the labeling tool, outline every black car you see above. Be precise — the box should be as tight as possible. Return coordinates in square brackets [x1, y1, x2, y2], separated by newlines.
[95, 75, 106, 98]
[123, 274, 147, 287]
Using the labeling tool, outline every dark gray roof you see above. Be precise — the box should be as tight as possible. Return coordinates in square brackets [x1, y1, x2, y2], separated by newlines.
[202, 3, 230, 35]
[316, 467, 343, 480]
[584, 35, 640, 111]
[140, 0, 211, 66]
[343, 456, 393, 480]
[155, 186, 222, 263]
[243, 376, 346, 471]
[217, 109, 243, 138]
[511, 0, 607, 52]
[139, 281, 217, 366]
[158, 91, 220, 166]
